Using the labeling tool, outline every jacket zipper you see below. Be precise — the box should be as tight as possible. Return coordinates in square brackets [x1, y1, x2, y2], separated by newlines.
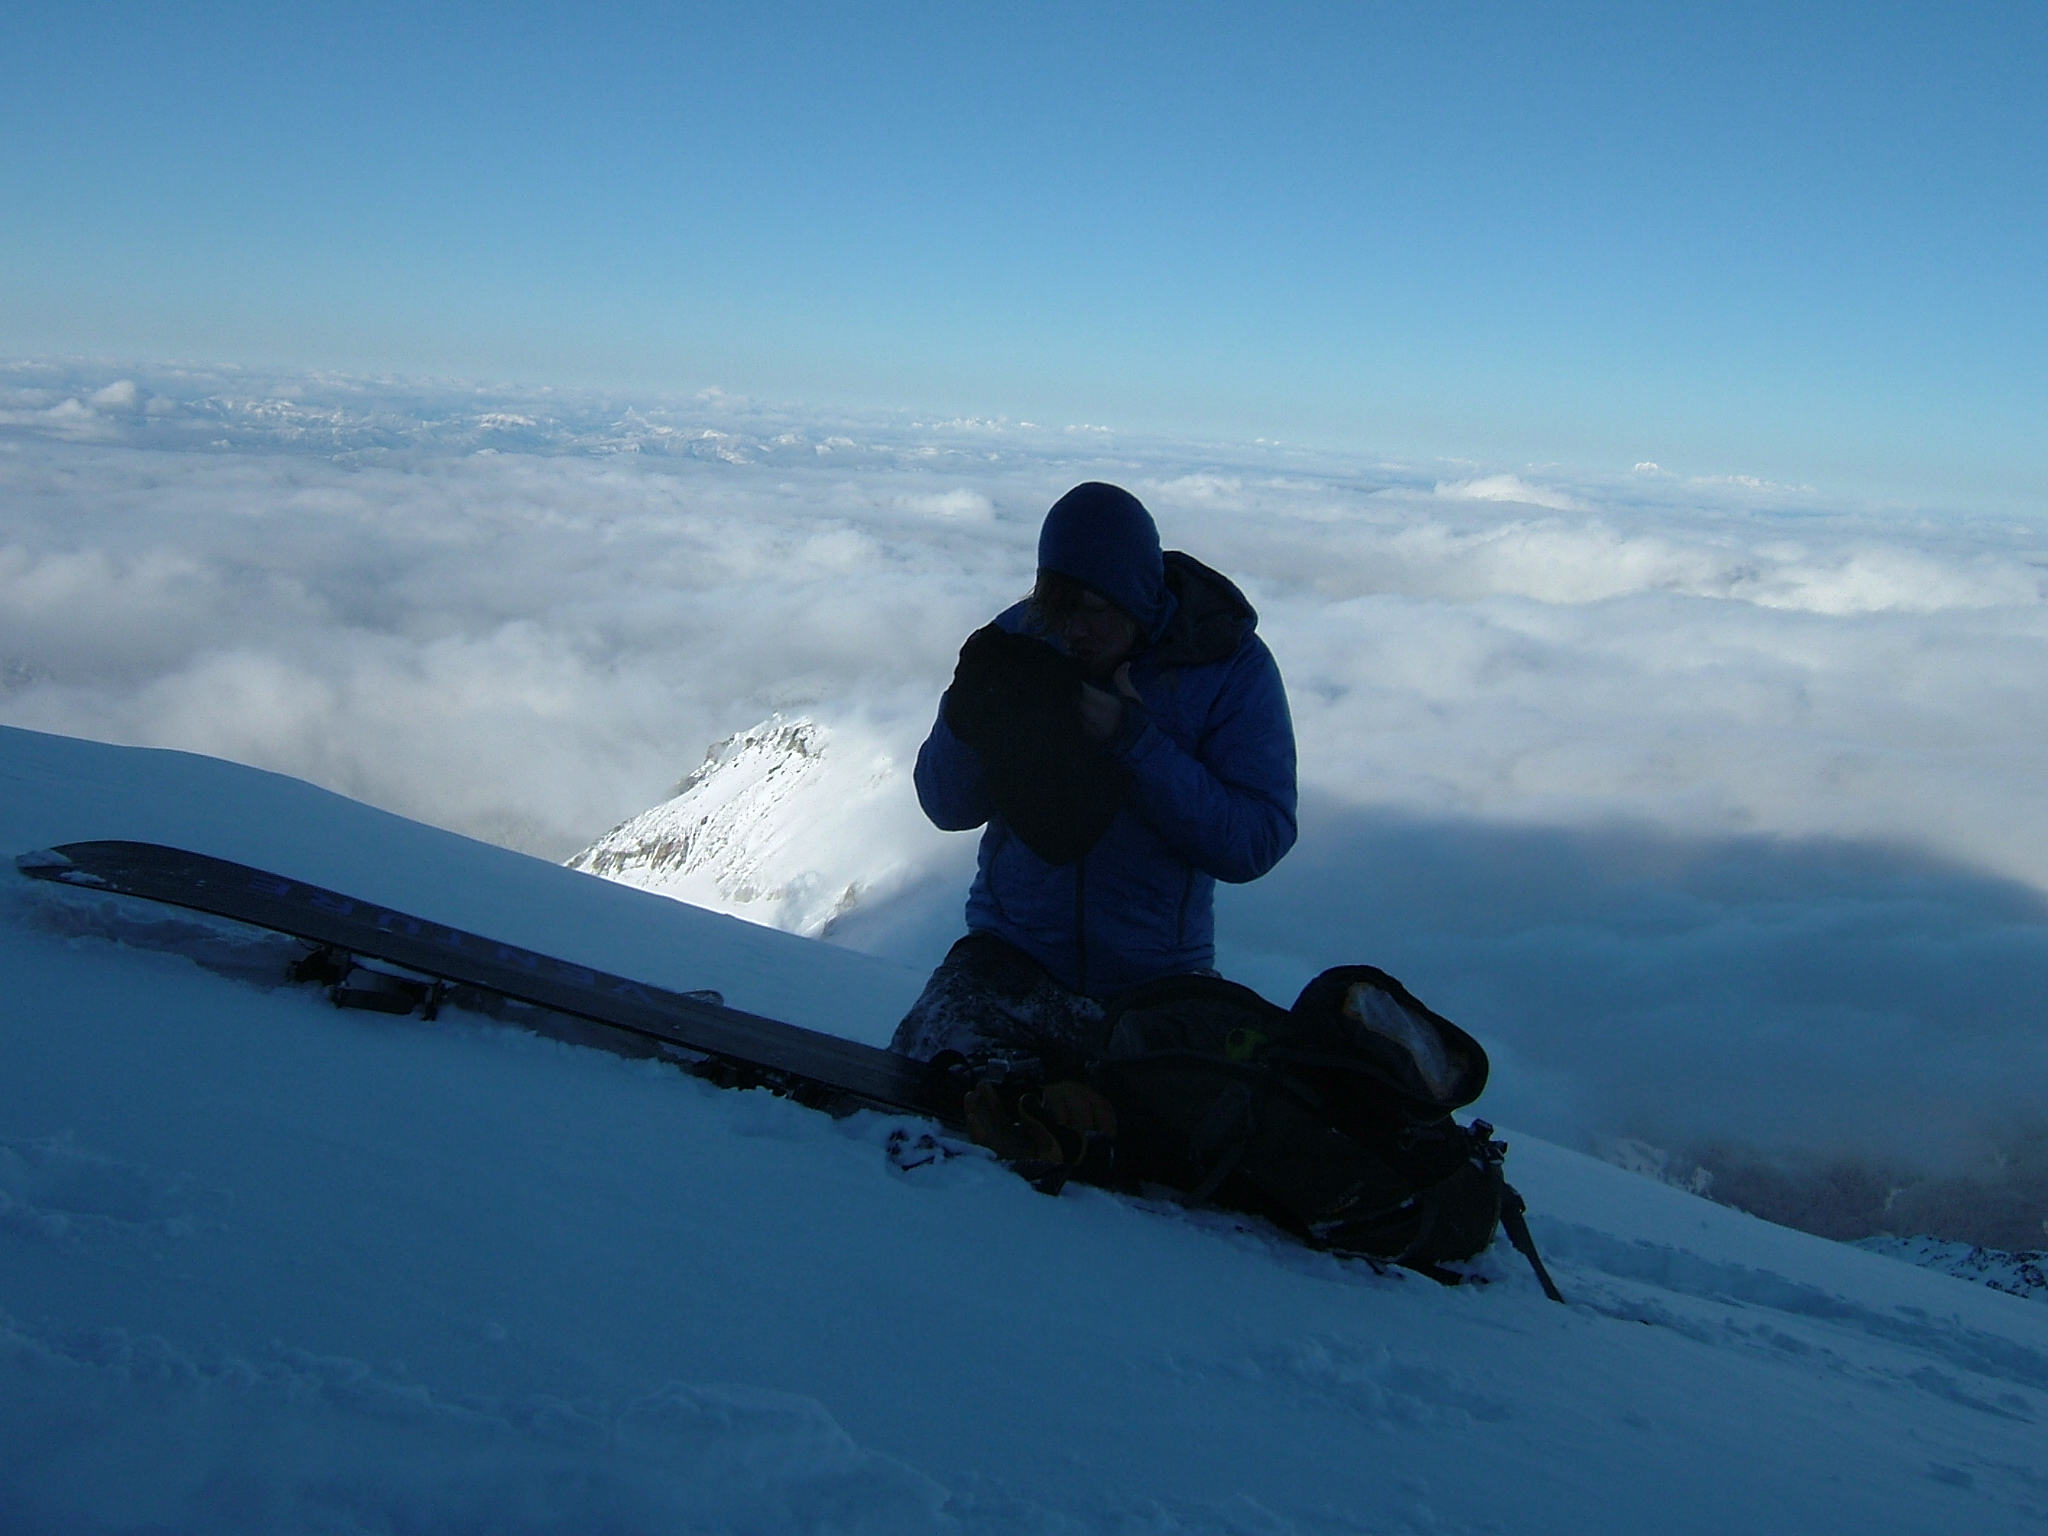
[1074, 855, 1088, 996]
[984, 826, 1011, 923]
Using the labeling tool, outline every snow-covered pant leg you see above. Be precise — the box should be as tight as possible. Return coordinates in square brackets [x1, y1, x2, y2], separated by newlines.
[888, 934, 1105, 1073]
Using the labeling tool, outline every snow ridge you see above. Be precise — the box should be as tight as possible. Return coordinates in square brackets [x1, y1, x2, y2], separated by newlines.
[1858, 1234, 2048, 1304]
[567, 716, 912, 939]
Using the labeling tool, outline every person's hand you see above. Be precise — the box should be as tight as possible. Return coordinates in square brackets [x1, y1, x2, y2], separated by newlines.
[1078, 664, 1140, 743]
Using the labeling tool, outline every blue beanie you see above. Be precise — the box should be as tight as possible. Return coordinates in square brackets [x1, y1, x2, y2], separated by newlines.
[1037, 482, 1177, 640]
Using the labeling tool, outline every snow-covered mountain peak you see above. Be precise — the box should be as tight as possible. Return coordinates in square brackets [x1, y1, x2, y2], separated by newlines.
[674, 714, 827, 798]
[568, 714, 934, 938]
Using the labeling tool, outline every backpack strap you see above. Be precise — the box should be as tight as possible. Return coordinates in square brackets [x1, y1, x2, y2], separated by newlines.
[1466, 1121, 1565, 1303]
[1492, 1175, 1564, 1303]
[1184, 1136, 1249, 1205]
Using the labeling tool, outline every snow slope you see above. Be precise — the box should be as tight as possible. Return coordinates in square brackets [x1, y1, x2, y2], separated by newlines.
[3, 722, 2046, 1533]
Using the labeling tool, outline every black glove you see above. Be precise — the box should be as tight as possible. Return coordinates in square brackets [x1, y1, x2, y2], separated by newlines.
[942, 625, 1125, 865]
[944, 625, 1070, 749]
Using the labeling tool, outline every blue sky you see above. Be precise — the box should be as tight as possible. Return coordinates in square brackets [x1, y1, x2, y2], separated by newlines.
[4, 2, 2043, 505]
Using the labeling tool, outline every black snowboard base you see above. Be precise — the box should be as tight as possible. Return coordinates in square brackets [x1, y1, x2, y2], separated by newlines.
[15, 840, 961, 1129]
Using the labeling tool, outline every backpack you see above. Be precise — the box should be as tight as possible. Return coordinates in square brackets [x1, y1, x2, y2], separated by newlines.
[1090, 966, 1562, 1297]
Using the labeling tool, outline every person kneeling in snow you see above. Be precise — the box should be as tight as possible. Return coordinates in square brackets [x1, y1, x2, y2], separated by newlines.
[891, 481, 1298, 1159]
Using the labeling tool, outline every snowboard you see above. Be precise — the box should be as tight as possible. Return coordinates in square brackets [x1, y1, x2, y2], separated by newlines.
[15, 840, 959, 1128]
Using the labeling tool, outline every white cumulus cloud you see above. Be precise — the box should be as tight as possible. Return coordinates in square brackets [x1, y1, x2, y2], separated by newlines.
[1433, 473, 1588, 511]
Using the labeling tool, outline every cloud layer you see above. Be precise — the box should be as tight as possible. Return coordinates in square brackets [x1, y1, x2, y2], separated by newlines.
[6, 359, 2048, 1208]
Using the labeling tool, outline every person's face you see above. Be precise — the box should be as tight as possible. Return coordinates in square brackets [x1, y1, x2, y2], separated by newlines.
[1060, 589, 1140, 674]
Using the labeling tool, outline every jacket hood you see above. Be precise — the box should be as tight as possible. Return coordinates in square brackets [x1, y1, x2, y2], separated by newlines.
[1150, 551, 1257, 667]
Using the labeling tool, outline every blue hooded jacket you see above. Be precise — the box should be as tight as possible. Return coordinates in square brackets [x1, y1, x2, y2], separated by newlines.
[915, 485, 1298, 996]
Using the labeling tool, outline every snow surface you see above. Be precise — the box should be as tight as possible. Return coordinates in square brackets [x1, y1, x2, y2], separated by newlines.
[4, 721, 2048, 1533]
